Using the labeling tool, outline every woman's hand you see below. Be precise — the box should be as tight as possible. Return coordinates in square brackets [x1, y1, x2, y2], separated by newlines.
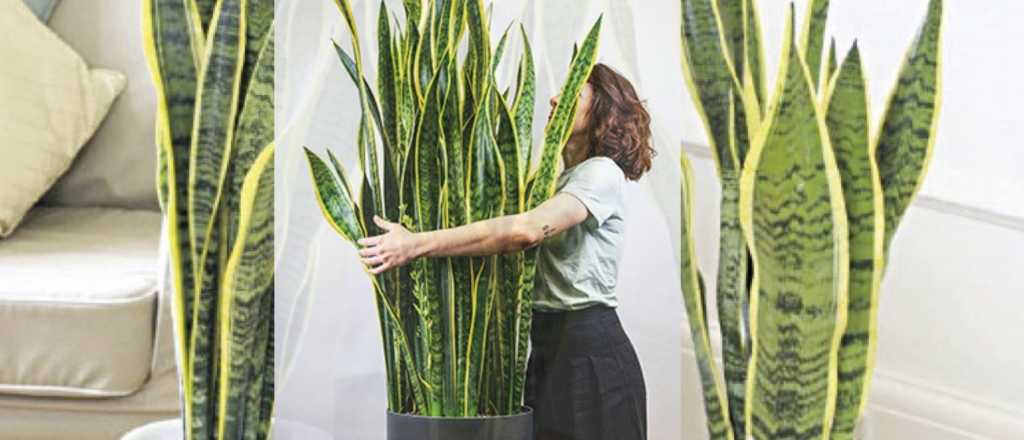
[358, 216, 422, 275]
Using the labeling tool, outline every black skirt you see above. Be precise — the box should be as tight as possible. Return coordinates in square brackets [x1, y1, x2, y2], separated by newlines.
[525, 305, 648, 440]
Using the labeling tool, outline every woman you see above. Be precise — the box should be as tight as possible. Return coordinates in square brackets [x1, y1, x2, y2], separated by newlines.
[357, 63, 654, 440]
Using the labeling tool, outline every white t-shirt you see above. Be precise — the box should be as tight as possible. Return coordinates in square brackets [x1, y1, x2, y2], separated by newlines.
[533, 156, 626, 311]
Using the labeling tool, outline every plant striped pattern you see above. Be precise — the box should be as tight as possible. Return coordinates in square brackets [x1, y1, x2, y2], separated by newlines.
[143, 0, 275, 437]
[678, 1, 944, 438]
[741, 10, 849, 438]
[823, 44, 885, 440]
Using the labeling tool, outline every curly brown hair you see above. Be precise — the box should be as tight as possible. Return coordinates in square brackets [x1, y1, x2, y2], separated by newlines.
[582, 63, 655, 181]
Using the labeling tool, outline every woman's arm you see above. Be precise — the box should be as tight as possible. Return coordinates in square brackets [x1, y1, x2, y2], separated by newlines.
[358, 193, 589, 274]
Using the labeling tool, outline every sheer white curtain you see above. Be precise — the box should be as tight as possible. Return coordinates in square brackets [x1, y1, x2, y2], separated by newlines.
[274, 1, 690, 438]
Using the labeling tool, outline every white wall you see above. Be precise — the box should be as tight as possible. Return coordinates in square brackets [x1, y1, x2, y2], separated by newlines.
[275, 1, 1024, 439]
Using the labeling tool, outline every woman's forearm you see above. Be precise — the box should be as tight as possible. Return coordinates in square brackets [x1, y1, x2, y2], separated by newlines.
[358, 194, 587, 274]
[415, 214, 542, 258]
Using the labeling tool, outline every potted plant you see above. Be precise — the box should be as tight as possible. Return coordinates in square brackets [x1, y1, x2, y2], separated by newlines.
[136, 0, 276, 439]
[304, 0, 602, 438]
[677, 0, 943, 439]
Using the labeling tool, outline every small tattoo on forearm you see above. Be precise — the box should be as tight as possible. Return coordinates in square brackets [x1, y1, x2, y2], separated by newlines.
[542, 224, 553, 238]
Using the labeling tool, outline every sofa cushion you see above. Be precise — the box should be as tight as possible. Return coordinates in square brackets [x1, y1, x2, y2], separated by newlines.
[0, 207, 162, 398]
[43, 0, 160, 211]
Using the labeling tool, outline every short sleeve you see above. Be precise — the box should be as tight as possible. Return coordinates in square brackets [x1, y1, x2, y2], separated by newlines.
[559, 158, 624, 228]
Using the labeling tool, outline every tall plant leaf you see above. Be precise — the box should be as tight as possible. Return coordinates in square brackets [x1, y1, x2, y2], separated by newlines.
[141, 0, 201, 433]
[875, 0, 944, 253]
[680, 155, 736, 440]
[225, 26, 274, 256]
[799, 0, 830, 92]
[739, 8, 849, 439]
[305, 148, 363, 243]
[217, 144, 274, 440]
[824, 43, 885, 440]
[680, 0, 741, 175]
[186, 2, 247, 437]
[511, 26, 536, 184]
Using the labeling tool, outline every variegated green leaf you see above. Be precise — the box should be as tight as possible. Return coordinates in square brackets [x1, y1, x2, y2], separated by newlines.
[800, 0, 830, 92]
[739, 9, 848, 439]
[238, 0, 273, 108]
[824, 43, 885, 440]
[716, 172, 750, 439]
[188, 0, 246, 286]
[305, 148, 363, 242]
[186, 2, 247, 436]
[512, 26, 536, 186]
[681, 0, 740, 174]
[876, 0, 944, 253]
[142, 0, 201, 433]
[680, 154, 736, 440]
[217, 144, 274, 440]
[194, 0, 217, 33]
[824, 37, 838, 90]
[527, 17, 602, 210]
[225, 26, 274, 256]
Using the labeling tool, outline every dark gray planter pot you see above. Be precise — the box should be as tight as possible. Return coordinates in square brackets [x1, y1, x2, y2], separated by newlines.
[386, 407, 534, 440]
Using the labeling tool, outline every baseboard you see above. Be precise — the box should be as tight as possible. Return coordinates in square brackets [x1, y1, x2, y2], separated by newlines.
[680, 322, 1024, 439]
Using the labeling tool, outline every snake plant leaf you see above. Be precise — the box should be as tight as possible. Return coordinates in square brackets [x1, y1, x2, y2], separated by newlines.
[745, 0, 767, 107]
[142, 0, 201, 431]
[527, 16, 602, 210]
[188, 0, 245, 289]
[332, 0, 384, 216]
[225, 27, 274, 254]
[378, 2, 399, 159]
[238, 0, 273, 106]
[716, 172, 750, 439]
[467, 104, 505, 223]
[492, 23, 513, 74]
[252, 289, 274, 438]
[717, 0, 765, 103]
[333, 42, 391, 180]
[824, 37, 838, 90]
[465, 0, 491, 95]
[681, 0, 742, 175]
[305, 148, 363, 243]
[186, 3, 248, 436]
[800, 0, 830, 93]
[414, 66, 447, 232]
[824, 43, 886, 440]
[217, 144, 274, 440]
[512, 26, 536, 180]
[416, 63, 450, 416]
[739, 8, 849, 439]
[875, 0, 944, 253]
[713, 0, 760, 165]
[194, 0, 217, 33]
[680, 154, 736, 440]
[497, 93, 521, 213]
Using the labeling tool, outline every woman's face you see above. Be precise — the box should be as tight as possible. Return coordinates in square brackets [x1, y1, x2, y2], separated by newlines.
[548, 83, 594, 139]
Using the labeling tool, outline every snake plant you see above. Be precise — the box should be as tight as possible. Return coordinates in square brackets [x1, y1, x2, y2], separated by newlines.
[142, 0, 275, 438]
[678, 0, 943, 439]
[306, 0, 602, 417]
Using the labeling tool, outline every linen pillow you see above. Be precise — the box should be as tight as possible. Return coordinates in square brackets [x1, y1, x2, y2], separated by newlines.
[0, 0, 125, 237]
[43, 0, 160, 210]
[21, 0, 59, 21]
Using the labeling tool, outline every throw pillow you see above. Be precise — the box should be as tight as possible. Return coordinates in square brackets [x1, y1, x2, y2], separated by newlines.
[0, 0, 125, 237]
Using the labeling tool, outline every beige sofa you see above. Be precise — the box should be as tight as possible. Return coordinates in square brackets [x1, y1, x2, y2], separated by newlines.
[0, 2, 179, 438]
